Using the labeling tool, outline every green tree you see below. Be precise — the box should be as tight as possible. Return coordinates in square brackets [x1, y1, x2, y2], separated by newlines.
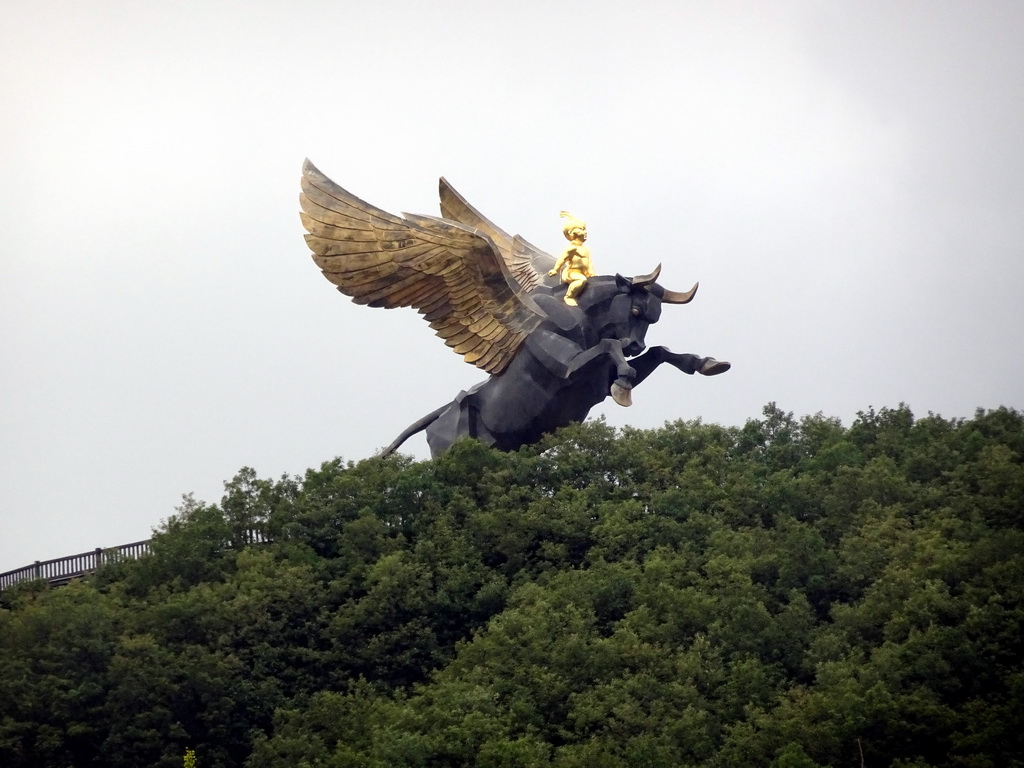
[2, 405, 1021, 768]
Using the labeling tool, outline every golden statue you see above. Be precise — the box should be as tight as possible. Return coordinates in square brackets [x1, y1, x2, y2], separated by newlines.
[548, 212, 595, 306]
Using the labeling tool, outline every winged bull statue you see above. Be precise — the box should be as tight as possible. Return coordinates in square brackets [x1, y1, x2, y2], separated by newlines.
[299, 160, 730, 457]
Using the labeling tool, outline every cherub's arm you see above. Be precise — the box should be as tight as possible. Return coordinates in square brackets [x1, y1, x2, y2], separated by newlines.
[548, 248, 571, 276]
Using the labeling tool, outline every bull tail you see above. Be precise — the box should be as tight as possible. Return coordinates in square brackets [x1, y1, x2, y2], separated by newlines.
[381, 404, 449, 457]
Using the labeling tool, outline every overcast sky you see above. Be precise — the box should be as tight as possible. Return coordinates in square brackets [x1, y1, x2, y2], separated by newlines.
[2, 1, 1022, 574]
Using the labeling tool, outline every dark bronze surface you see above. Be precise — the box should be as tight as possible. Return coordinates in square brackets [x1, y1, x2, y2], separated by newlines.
[299, 161, 729, 455]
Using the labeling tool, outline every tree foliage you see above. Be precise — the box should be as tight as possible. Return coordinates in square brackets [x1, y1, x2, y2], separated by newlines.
[1, 404, 1022, 767]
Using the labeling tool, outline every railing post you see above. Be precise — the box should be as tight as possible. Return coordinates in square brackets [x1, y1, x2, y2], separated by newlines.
[1, 533, 269, 592]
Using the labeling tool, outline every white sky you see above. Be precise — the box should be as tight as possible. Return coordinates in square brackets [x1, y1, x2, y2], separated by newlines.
[2, 1, 1022, 573]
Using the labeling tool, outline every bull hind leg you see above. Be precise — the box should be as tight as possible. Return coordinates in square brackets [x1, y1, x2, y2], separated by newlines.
[425, 390, 500, 457]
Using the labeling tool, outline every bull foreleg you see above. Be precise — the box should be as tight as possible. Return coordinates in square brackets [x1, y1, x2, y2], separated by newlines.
[525, 331, 656, 408]
[564, 338, 635, 384]
[633, 348, 731, 381]
[629, 347, 703, 385]
[610, 348, 729, 406]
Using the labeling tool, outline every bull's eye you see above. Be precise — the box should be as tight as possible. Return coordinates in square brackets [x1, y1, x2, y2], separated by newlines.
[630, 306, 641, 317]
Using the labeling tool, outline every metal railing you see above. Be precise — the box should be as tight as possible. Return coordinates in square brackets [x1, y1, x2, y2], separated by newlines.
[0, 540, 153, 591]
[0, 530, 271, 592]
[0, 528, 272, 593]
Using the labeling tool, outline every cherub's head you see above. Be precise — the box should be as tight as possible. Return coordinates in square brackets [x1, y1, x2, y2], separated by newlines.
[560, 211, 587, 243]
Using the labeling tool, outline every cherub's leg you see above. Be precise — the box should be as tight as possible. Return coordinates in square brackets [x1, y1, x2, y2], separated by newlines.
[564, 278, 587, 306]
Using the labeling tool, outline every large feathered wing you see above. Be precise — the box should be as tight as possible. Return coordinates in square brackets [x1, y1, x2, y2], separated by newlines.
[299, 160, 543, 375]
[439, 177, 560, 293]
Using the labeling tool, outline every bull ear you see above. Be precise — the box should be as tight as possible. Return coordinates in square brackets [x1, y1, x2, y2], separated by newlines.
[614, 273, 631, 289]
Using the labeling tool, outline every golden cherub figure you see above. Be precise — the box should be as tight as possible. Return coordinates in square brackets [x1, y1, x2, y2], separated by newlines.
[548, 211, 595, 306]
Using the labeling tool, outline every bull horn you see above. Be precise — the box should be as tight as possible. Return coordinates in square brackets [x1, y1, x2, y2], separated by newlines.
[630, 263, 662, 287]
[661, 282, 699, 304]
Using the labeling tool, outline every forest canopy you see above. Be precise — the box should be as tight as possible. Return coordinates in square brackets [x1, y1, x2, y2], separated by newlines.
[1, 404, 1022, 768]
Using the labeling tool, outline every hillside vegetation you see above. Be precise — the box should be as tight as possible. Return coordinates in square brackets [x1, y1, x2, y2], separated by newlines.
[1, 404, 1022, 768]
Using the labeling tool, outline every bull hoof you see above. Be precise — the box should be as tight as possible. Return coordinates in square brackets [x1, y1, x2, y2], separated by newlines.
[611, 382, 632, 407]
[699, 357, 731, 376]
